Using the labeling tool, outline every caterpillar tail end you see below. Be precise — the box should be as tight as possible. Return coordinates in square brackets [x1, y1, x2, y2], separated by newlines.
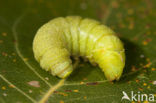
[55, 65, 73, 79]
[58, 69, 73, 79]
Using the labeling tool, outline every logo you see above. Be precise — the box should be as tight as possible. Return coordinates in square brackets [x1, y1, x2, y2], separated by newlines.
[121, 91, 155, 102]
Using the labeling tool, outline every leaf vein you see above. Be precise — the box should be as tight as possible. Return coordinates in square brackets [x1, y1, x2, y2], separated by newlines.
[0, 74, 37, 103]
[12, 11, 52, 87]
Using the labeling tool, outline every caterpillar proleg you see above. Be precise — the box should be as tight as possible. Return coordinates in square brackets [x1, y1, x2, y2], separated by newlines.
[33, 16, 125, 81]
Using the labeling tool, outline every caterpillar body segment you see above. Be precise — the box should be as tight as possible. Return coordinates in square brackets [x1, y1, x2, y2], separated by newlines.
[33, 16, 125, 81]
[79, 19, 100, 57]
[66, 16, 82, 56]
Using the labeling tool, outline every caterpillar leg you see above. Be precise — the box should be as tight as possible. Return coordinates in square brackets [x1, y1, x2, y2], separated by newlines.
[73, 57, 80, 69]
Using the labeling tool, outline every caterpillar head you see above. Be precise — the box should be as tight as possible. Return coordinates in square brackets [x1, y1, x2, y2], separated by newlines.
[92, 35, 125, 81]
[103, 51, 125, 81]
[93, 49, 125, 81]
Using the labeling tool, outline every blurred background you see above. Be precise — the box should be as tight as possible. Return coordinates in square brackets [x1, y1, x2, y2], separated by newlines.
[0, 0, 156, 103]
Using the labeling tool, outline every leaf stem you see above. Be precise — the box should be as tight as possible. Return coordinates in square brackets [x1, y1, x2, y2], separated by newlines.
[39, 79, 65, 103]
[38, 59, 80, 103]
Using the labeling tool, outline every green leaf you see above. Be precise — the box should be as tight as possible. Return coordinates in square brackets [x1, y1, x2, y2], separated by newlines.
[0, 0, 156, 103]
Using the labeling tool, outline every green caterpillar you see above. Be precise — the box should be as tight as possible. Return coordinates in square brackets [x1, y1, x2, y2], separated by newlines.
[33, 16, 125, 81]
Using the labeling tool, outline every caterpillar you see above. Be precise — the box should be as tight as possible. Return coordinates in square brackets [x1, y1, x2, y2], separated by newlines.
[33, 16, 125, 81]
